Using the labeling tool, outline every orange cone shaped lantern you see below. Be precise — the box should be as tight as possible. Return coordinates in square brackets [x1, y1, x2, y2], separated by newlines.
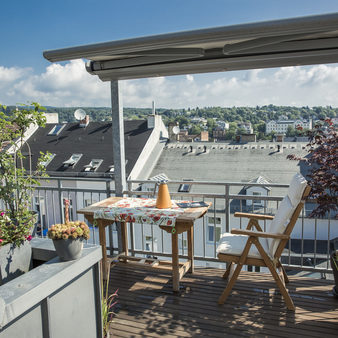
[156, 181, 172, 209]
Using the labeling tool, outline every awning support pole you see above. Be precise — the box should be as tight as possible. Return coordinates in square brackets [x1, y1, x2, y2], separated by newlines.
[110, 80, 126, 253]
[111, 80, 126, 196]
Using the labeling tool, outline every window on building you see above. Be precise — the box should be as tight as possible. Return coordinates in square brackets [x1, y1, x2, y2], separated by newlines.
[63, 153, 82, 167]
[178, 179, 193, 193]
[48, 124, 65, 136]
[40, 153, 55, 167]
[208, 216, 221, 224]
[253, 191, 262, 205]
[208, 225, 222, 242]
[84, 159, 103, 172]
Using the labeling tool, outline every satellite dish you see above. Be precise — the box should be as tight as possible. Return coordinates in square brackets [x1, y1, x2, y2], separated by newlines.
[172, 126, 180, 135]
[74, 109, 86, 120]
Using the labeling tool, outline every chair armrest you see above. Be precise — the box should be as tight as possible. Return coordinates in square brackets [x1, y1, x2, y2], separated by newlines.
[234, 212, 274, 220]
[231, 228, 289, 239]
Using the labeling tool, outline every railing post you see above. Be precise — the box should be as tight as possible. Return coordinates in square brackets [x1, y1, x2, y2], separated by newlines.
[58, 179, 64, 224]
[106, 180, 114, 255]
[225, 184, 230, 232]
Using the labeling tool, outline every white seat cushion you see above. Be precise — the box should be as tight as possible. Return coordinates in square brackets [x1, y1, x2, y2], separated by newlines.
[217, 233, 271, 259]
[266, 195, 294, 257]
[287, 173, 307, 206]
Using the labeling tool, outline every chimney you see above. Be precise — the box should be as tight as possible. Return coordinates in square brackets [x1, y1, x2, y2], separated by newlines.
[147, 114, 155, 129]
[200, 131, 209, 142]
[168, 122, 179, 142]
[79, 115, 90, 128]
[44, 113, 59, 124]
[147, 101, 157, 129]
[152, 100, 155, 114]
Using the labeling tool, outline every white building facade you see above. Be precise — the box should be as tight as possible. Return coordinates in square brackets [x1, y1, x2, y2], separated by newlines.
[266, 119, 312, 134]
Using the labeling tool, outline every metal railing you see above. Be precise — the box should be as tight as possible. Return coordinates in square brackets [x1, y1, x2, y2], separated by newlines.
[1, 176, 336, 275]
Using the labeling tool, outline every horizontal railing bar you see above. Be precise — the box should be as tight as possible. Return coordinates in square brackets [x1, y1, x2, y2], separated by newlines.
[25, 176, 113, 182]
[125, 190, 286, 201]
[34, 186, 112, 194]
[128, 179, 290, 188]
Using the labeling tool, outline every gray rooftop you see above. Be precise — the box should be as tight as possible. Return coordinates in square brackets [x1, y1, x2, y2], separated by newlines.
[150, 142, 309, 197]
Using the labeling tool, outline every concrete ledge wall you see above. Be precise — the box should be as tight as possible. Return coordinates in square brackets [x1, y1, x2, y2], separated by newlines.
[0, 238, 102, 338]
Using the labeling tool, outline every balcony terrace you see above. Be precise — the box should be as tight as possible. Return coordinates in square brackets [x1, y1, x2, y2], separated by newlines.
[108, 265, 337, 337]
[1, 11, 336, 337]
[1, 176, 333, 336]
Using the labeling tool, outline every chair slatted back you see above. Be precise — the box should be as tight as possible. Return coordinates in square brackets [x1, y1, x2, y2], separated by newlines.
[274, 185, 311, 259]
[267, 173, 309, 257]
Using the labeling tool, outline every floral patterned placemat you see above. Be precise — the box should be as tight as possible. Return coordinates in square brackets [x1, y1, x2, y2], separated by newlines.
[93, 198, 187, 233]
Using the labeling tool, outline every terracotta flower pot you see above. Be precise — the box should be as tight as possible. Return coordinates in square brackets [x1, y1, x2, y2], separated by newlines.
[52, 238, 84, 261]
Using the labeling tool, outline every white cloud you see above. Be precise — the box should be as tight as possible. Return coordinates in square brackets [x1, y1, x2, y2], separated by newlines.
[1, 60, 338, 108]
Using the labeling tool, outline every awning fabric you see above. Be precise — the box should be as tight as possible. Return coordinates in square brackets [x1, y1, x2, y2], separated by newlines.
[43, 13, 338, 80]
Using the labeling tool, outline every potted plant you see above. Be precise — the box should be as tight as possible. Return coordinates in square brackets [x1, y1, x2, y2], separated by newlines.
[0, 103, 49, 284]
[102, 272, 118, 338]
[288, 118, 337, 295]
[330, 250, 338, 297]
[47, 200, 90, 261]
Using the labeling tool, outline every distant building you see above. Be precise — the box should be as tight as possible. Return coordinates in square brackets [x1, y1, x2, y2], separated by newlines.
[238, 122, 253, 134]
[213, 127, 227, 140]
[266, 119, 312, 134]
[216, 121, 230, 129]
[240, 133, 256, 143]
[244, 176, 271, 207]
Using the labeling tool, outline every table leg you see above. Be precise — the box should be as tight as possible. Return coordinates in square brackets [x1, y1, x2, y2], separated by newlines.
[187, 227, 194, 273]
[120, 221, 128, 261]
[98, 220, 108, 280]
[171, 231, 179, 292]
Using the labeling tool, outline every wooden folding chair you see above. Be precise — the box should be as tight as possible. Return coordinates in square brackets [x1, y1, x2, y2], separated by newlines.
[217, 173, 311, 310]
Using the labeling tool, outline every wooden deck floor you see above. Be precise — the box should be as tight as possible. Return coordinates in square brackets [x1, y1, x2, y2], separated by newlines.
[108, 264, 338, 337]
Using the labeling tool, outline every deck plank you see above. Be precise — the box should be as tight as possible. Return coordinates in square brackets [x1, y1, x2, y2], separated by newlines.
[108, 264, 338, 337]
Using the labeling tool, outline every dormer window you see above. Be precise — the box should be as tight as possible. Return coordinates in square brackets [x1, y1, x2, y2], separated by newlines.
[63, 153, 82, 167]
[48, 124, 65, 136]
[40, 153, 55, 167]
[178, 179, 193, 193]
[84, 159, 103, 172]
[108, 165, 115, 173]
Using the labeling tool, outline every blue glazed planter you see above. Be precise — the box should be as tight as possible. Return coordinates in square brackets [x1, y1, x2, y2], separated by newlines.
[52, 238, 84, 261]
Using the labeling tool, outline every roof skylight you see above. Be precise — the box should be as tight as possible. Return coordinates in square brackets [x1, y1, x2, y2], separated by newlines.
[48, 124, 66, 136]
[40, 153, 55, 167]
[178, 179, 193, 193]
[84, 159, 103, 172]
[63, 154, 82, 167]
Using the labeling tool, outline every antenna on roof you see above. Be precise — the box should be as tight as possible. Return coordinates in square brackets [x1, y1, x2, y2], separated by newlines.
[74, 109, 86, 120]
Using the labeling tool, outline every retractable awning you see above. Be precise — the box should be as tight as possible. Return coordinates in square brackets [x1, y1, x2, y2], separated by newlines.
[43, 13, 338, 80]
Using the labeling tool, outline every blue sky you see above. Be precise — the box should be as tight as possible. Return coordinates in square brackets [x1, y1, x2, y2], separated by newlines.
[1, 0, 338, 108]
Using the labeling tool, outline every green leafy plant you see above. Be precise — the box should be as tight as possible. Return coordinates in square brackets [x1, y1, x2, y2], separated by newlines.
[333, 250, 338, 271]
[0, 103, 49, 247]
[287, 118, 337, 219]
[47, 221, 90, 240]
[102, 274, 118, 338]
